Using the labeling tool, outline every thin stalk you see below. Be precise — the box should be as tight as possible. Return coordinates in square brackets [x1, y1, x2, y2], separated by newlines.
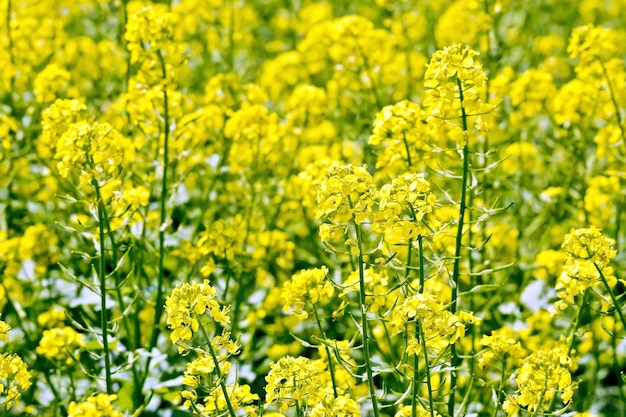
[417, 321, 436, 417]
[413, 235, 435, 417]
[93, 181, 113, 394]
[226, 0, 235, 71]
[350, 202, 381, 417]
[547, 290, 587, 411]
[597, 264, 626, 331]
[98, 204, 142, 407]
[1, 284, 67, 415]
[491, 355, 507, 417]
[148, 50, 171, 352]
[199, 324, 237, 417]
[402, 132, 413, 168]
[6, 0, 15, 93]
[598, 60, 626, 153]
[597, 264, 626, 405]
[448, 78, 471, 417]
[312, 306, 338, 397]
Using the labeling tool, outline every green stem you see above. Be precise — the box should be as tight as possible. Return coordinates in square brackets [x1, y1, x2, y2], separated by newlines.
[448, 78, 470, 417]
[597, 264, 626, 406]
[418, 321, 435, 417]
[414, 235, 435, 417]
[402, 132, 413, 168]
[351, 208, 381, 417]
[312, 306, 338, 397]
[199, 324, 237, 417]
[597, 264, 626, 330]
[547, 290, 587, 411]
[93, 181, 113, 394]
[1, 283, 67, 415]
[148, 50, 171, 352]
[491, 355, 506, 417]
[598, 60, 626, 153]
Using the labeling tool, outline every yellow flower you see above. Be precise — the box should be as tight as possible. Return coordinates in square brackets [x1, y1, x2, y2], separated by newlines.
[282, 266, 334, 319]
[509, 345, 577, 413]
[165, 280, 230, 345]
[36, 326, 84, 365]
[0, 319, 11, 343]
[315, 164, 377, 225]
[55, 121, 134, 186]
[67, 393, 123, 417]
[265, 356, 327, 412]
[0, 353, 32, 410]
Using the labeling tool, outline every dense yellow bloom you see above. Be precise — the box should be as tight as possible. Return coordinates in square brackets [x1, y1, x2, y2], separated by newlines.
[424, 44, 486, 96]
[36, 326, 84, 365]
[309, 395, 361, 417]
[435, 0, 492, 48]
[0, 352, 32, 410]
[282, 266, 334, 319]
[315, 164, 377, 225]
[37, 307, 67, 328]
[499, 142, 541, 174]
[568, 24, 620, 66]
[379, 172, 436, 222]
[0, 319, 10, 343]
[39, 99, 87, 159]
[55, 121, 134, 186]
[507, 345, 577, 413]
[125, 4, 173, 64]
[33, 63, 71, 103]
[67, 394, 123, 417]
[478, 326, 526, 369]
[223, 104, 285, 175]
[555, 227, 617, 306]
[369, 101, 432, 174]
[390, 293, 467, 355]
[423, 43, 493, 133]
[265, 356, 327, 412]
[165, 280, 230, 345]
[562, 226, 616, 269]
[395, 404, 442, 417]
[200, 383, 259, 415]
[343, 269, 399, 314]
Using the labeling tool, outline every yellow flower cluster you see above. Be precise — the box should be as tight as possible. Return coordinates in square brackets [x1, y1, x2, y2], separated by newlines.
[395, 404, 442, 417]
[562, 226, 616, 269]
[369, 100, 431, 174]
[36, 326, 84, 365]
[568, 24, 620, 67]
[315, 164, 377, 225]
[183, 383, 259, 416]
[55, 121, 134, 186]
[309, 395, 361, 417]
[0, 320, 10, 342]
[555, 226, 617, 307]
[67, 394, 123, 417]
[264, 355, 328, 413]
[504, 345, 576, 414]
[282, 266, 334, 319]
[390, 293, 467, 356]
[125, 3, 184, 87]
[0, 320, 31, 411]
[343, 269, 398, 315]
[423, 44, 492, 134]
[379, 173, 437, 223]
[478, 326, 525, 370]
[165, 280, 231, 345]
[40, 99, 87, 159]
[180, 332, 251, 415]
